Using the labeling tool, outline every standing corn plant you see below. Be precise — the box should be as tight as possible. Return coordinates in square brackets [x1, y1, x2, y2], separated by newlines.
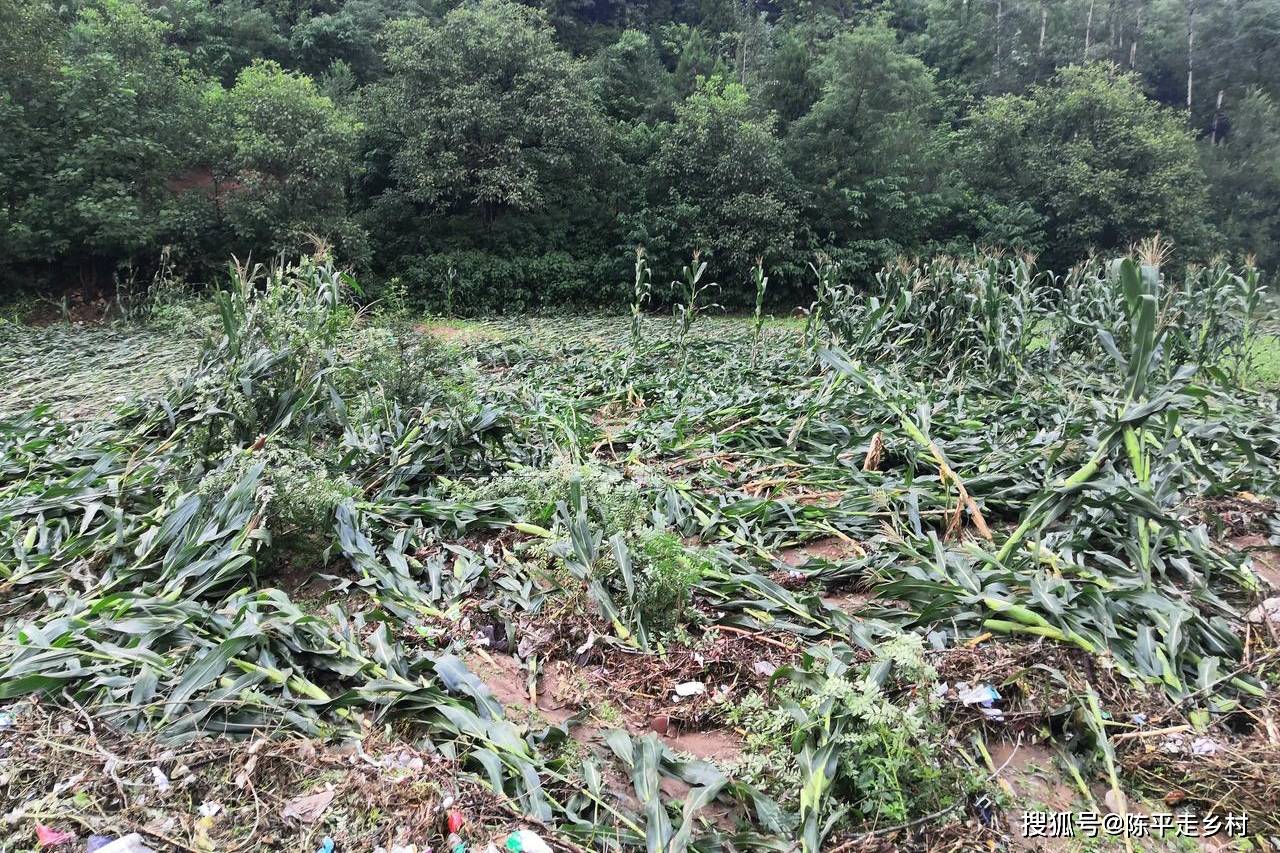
[671, 250, 716, 363]
[629, 246, 653, 354]
[444, 264, 459, 316]
[997, 255, 1168, 569]
[804, 254, 838, 355]
[750, 257, 768, 367]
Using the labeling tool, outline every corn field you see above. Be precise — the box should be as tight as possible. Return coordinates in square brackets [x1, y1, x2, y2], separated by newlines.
[0, 249, 1278, 850]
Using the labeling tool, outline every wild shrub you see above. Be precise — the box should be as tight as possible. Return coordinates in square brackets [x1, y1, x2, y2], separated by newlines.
[198, 444, 357, 569]
[633, 532, 708, 635]
[725, 635, 972, 845]
[339, 326, 471, 422]
[451, 460, 651, 535]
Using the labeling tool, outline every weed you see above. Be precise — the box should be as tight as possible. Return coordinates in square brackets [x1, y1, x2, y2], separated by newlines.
[453, 459, 651, 535]
[725, 635, 975, 846]
[634, 532, 709, 635]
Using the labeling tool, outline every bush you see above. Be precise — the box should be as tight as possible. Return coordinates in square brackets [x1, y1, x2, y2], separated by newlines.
[724, 635, 974, 834]
[959, 64, 1213, 271]
[452, 460, 650, 535]
[196, 443, 357, 571]
[634, 532, 708, 635]
[393, 251, 626, 315]
[337, 325, 473, 421]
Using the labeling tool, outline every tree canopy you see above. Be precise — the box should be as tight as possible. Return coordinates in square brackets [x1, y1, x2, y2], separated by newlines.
[3, 0, 1280, 306]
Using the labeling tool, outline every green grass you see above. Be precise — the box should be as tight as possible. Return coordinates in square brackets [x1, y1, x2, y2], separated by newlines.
[1249, 333, 1280, 389]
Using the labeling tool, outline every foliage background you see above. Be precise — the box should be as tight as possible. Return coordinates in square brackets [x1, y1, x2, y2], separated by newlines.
[4, 0, 1280, 308]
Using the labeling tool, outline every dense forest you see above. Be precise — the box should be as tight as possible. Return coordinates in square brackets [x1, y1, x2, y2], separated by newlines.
[3, 0, 1279, 310]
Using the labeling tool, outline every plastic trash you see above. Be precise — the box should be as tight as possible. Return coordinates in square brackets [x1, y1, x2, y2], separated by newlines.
[505, 830, 552, 853]
[282, 789, 336, 823]
[35, 824, 75, 847]
[973, 793, 996, 827]
[446, 811, 464, 834]
[956, 683, 999, 706]
[955, 682, 1003, 720]
[316, 837, 335, 853]
[673, 681, 705, 697]
[1191, 736, 1222, 756]
[86, 837, 115, 853]
[447, 832, 466, 853]
[90, 835, 153, 853]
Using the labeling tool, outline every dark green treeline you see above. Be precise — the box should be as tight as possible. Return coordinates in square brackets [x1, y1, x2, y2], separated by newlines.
[3, 0, 1280, 310]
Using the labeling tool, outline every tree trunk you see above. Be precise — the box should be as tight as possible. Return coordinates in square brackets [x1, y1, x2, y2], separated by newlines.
[1211, 89, 1224, 143]
[1036, 4, 1048, 80]
[1084, 0, 1095, 61]
[995, 0, 1005, 86]
[1130, 8, 1141, 68]
[1186, 0, 1196, 112]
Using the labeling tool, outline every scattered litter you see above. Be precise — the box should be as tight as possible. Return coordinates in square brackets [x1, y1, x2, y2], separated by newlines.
[86, 837, 115, 853]
[90, 834, 153, 853]
[674, 681, 705, 698]
[1159, 733, 1225, 756]
[936, 676, 1003, 717]
[384, 750, 424, 773]
[194, 804, 218, 851]
[505, 829, 552, 853]
[281, 788, 337, 823]
[573, 631, 596, 658]
[752, 660, 777, 678]
[957, 683, 999, 706]
[950, 682, 1004, 721]
[1245, 596, 1280, 624]
[447, 832, 465, 853]
[35, 824, 75, 847]
[1191, 737, 1222, 756]
[149, 767, 170, 793]
[170, 763, 194, 788]
[315, 837, 335, 853]
[972, 793, 995, 827]
[446, 810, 465, 834]
[0, 711, 13, 730]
